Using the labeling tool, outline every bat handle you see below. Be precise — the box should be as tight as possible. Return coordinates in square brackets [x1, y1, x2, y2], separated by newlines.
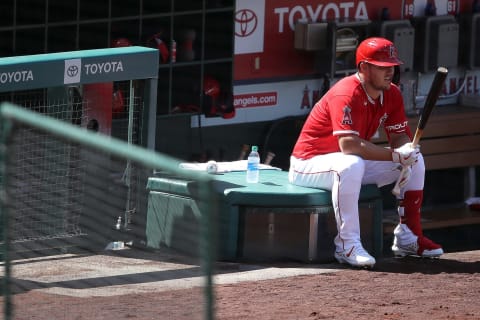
[411, 129, 423, 147]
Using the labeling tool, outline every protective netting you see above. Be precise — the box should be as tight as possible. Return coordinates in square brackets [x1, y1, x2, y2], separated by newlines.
[0, 103, 216, 320]
[0, 85, 143, 253]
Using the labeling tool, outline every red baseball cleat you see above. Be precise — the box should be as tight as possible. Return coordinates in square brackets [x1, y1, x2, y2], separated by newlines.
[391, 224, 444, 258]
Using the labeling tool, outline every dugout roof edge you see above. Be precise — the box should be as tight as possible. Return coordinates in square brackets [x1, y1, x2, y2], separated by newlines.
[0, 46, 159, 92]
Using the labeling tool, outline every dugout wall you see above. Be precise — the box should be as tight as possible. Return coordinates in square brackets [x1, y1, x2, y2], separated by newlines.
[0, 46, 158, 254]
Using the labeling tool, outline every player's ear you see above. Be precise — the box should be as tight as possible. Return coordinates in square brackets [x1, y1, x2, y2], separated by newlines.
[358, 61, 367, 73]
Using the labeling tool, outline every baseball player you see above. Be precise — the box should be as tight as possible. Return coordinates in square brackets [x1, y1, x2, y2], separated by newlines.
[289, 37, 443, 268]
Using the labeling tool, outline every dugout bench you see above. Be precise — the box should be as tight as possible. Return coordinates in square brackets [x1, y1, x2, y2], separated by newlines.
[145, 170, 383, 263]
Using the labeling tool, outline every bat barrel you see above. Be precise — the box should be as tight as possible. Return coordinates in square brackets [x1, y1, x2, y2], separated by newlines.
[418, 67, 448, 130]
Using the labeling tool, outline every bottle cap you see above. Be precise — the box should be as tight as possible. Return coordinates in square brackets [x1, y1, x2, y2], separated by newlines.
[252, 146, 258, 152]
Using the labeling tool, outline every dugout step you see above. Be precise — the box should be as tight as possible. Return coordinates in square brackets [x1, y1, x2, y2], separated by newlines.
[383, 205, 480, 234]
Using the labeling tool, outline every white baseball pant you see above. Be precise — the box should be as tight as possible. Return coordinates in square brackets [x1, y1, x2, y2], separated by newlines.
[289, 152, 425, 250]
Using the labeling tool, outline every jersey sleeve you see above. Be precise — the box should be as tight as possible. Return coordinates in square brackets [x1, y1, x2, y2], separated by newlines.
[329, 95, 361, 137]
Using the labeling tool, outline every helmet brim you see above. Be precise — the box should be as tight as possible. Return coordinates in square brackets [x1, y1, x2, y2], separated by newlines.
[367, 58, 404, 67]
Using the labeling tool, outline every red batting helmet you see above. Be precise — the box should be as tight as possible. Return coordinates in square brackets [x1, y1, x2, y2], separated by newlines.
[203, 75, 221, 99]
[356, 37, 403, 67]
[111, 37, 132, 48]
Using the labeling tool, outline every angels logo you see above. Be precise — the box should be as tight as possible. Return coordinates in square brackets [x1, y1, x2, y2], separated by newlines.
[342, 105, 352, 125]
[376, 113, 388, 133]
[379, 113, 388, 126]
[389, 45, 396, 59]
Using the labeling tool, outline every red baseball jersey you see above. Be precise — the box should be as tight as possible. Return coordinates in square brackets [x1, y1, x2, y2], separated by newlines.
[292, 74, 411, 159]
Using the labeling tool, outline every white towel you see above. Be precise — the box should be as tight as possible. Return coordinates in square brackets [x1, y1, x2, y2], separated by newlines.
[179, 160, 280, 173]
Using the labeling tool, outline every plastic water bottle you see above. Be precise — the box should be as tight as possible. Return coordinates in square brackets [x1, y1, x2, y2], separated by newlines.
[246, 145, 260, 183]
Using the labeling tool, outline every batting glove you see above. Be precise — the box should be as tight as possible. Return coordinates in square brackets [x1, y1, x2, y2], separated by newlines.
[396, 165, 412, 189]
[392, 143, 419, 166]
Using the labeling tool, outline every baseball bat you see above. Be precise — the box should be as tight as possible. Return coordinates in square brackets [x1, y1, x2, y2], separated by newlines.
[391, 66, 448, 196]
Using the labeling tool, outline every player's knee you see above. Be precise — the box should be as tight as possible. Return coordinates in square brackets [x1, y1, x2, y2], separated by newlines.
[341, 155, 365, 182]
[413, 153, 425, 175]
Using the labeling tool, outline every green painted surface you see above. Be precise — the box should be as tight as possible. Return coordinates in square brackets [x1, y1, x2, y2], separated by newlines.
[147, 170, 381, 206]
[146, 170, 383, 260]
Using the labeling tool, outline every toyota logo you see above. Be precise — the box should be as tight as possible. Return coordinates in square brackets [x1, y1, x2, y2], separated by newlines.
[235, 9, 257, 37]
[66, 65, 79, 77]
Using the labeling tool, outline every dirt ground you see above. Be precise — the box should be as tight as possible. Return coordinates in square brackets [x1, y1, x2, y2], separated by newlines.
[3, 248, 480, 320]
[215, 252, 480, 320]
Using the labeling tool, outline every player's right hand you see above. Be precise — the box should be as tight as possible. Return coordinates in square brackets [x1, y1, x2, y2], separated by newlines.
[392, 143, 419, 166]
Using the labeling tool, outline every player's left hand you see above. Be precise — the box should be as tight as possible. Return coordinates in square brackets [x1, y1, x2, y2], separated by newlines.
[403, 142, 420, 151]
